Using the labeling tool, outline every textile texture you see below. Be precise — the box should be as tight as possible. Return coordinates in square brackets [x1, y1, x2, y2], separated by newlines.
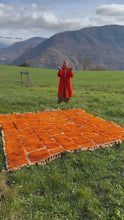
[0, 109, 124, 171]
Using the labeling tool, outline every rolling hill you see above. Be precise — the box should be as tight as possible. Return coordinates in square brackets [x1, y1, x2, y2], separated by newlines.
[0, 37, 47, 65]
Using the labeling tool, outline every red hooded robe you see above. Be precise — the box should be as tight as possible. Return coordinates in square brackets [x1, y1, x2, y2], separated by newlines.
[57, 67, 74, 98]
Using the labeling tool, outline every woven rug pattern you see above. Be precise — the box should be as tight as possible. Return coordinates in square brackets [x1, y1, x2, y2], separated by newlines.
[0, 109, 124, 171]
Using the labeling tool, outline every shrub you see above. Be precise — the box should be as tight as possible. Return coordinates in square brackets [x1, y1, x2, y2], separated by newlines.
[90, 66, 108, 71]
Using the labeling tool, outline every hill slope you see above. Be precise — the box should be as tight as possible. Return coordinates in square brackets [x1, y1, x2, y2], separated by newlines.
[0, 37, 47, 65]
[12, 25, 124, 70]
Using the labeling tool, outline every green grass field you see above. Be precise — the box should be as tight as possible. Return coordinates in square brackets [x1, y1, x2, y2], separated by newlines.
[0, 65, 124, 219]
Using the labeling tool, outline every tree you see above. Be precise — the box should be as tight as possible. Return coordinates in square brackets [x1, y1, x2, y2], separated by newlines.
[80, 56, 93, 70]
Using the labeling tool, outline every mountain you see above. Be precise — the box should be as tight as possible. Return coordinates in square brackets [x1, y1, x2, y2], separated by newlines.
[0, 37, 47, 65]
[0, 42, 9, 48]
[11, 25, 124, 70]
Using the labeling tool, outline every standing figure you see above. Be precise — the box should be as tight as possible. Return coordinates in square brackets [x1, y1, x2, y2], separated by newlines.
[57, 61, 74, 103]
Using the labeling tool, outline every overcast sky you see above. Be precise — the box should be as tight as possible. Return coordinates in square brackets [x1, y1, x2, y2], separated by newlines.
[0, 0, 124, 45]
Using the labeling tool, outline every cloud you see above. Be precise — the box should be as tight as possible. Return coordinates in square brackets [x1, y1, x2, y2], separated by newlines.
[0, 35, 23, 46]
[0, 3, 93, 33]
[95, 4, 124, 25]
[96, 4, 124, 16]
[0, 2, 124, 47]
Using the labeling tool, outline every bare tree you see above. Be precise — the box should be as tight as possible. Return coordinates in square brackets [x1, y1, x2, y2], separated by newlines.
[80, 56, 92, 70]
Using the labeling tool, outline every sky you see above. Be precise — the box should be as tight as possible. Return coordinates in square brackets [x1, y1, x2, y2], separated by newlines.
[0, 0, 124, 46]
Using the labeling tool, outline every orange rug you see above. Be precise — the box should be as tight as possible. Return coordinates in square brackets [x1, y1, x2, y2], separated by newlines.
[0, 109, 124, 171]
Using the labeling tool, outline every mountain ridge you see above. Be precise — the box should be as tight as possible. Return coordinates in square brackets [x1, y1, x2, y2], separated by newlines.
[12, 25, 124, 70]
[1, 25, 124, 70]
[0, 37, 47, 65]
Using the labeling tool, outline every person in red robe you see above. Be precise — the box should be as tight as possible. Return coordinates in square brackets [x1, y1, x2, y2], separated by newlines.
[57, 61, 74, 103]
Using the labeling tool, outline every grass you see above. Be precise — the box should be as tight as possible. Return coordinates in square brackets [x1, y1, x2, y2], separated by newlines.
[0, 65, 124, 219]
